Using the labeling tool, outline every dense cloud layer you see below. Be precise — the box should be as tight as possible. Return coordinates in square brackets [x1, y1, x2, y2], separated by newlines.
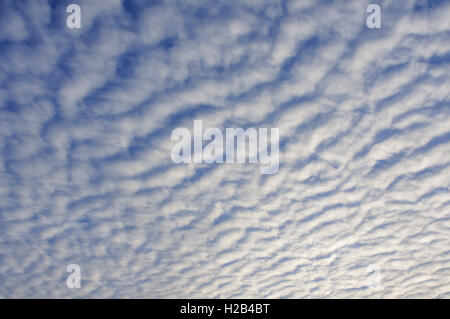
[0, 0, 449, 298]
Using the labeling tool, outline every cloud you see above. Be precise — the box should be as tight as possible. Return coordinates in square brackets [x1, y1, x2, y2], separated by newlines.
[0, 0, 449, 298]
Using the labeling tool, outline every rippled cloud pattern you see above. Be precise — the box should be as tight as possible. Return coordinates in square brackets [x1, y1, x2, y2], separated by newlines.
[0, 0, 449, 298]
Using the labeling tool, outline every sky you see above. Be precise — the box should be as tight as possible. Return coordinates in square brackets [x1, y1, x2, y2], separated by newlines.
[0, 0, 449, 298]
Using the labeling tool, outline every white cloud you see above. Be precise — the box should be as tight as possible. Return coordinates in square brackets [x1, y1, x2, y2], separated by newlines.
[0, 0, 449, 298]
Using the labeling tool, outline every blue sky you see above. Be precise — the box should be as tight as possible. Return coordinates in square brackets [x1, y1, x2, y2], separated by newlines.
[0, 0, 449, 298]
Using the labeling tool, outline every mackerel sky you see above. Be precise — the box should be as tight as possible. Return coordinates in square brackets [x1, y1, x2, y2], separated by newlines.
[0, 0, 449, 298]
